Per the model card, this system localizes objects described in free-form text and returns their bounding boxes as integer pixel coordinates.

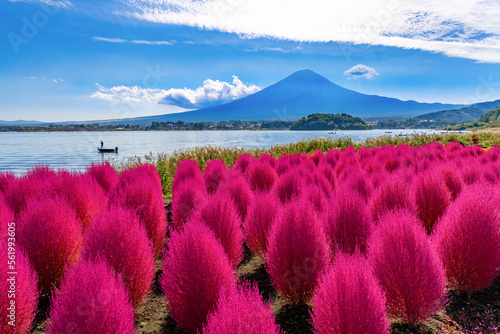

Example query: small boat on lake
[98,147,118,153]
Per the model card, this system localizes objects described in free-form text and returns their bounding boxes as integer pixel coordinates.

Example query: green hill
[478,106,500,123]
[290,113,371,130]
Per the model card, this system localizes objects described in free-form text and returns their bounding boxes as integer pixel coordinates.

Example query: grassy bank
[108,131,498,201]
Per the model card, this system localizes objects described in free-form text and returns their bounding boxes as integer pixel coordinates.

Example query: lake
[0,129,450,174]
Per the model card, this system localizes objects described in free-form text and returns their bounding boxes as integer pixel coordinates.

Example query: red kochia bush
[113,177,166,257]
[0,171,15,194]
[414,172,451,234]
[273,171,303,204]
[324,190,372,255]
[311,253,389,334]
[203,159,228,194]
[0,194,14,234]
[0,239,39,334]
[86,162,119,193]
[247,162,278,192]
[161,220,237,333]
[18,196,82,294]
[370,179,415,222]
[243,191,280,257]
[367,209,446,325]
[194,192,244,268]
[233,153,256,174]
[222,173,254,221]
[266,198,329,304]
[440,167,463,201]
[171,180,207,231]
[202,282,283,334]
[433,184,500,292]
[83,206,154,308]
[56,172,107,231]
[46,259,136,334]
[172,159,204,192]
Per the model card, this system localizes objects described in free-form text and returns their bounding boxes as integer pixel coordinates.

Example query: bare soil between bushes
[30,207,500,334]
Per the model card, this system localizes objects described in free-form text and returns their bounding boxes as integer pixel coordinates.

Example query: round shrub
[440,167,463,201]
[194,192,244,268]
[161,220,237,333]
[86,162,119,194]
[233,153,256,174]
[18,195,83,294]
[204,159,228,195]
[370,179,415,222]
[273,171,303,204]
[367,209,446,325]
[243,191,280,257]
[46,258,136,334]
[83,205,154,308]
[247,162,278,192]
[324,189,372,255]
[0,239,39,334]
[112,177,167,257]
[266,198,329,304]
[172,159,204,193]
[433,183,500,292]
[414,172,451,234]
[171,180,207,231]
[202,282,283,334]
[222,173,254,221]
[0,171,15,194]
[311,253,389,334]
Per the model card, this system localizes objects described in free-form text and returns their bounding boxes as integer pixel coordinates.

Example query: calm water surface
[0,129,450,173]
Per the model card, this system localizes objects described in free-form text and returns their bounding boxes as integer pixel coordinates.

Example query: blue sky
[1,0,500,122]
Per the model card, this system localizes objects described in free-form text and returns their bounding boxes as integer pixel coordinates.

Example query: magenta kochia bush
[243,191,280,257]
[433,184,500,292]
[172,159,204,193]
[370,179,415,222]
[86,162,119,193]
[367,209,446,325]
[222,173,254,221]
[202,282,283,334]
[113,177,166,257]
[266,198,329,304]
[273,171,303,204]
[194,192,244,267]
[0,171,15,194]
[18,195,82,294]
[0,194,14,234]
[233,153,256,174]
[310,253,389,334]
[324,190,372,255]
[440,167,463,201]
[83,206,154,308]
[247,162,278,192]
[414,172,451,234]
[0,239,39,334]
[46,259,136,334]
[204,159,228,194]
[171,180,206,231]
[161,220,237,333]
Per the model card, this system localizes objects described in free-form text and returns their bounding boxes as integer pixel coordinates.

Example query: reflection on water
[0,129,451,174]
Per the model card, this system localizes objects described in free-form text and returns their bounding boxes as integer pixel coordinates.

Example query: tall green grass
[108,132,495,201]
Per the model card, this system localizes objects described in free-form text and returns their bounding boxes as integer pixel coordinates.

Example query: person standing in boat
[100,141,103,148]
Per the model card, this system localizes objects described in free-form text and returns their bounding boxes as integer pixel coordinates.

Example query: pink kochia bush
[367,209,446,325]
[222,173,254,221]
[414,172,451,234]
[440,167,463,201]
[433,184,500,292]
[0,239,39,334]
[0,171,15,194]
[172,159,204,193]
[243,191,280,257]
[202,282,283,334]
[83,206,154,308]
[46,259,136,334]
[171,180,207,231]
[18,195,83,294]
[86,162,119,193]
[247,162,278,192]
[203,159,228,194]
[266,198,329,304]
[273,171,303,204]
[311,253,389,334]
[194,192,244,267]
[370,180,415,222]
[161,220,237,333]
[324,189,372,255]
[113,173,167,257]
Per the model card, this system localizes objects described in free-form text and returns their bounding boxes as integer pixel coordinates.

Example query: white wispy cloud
[8,0,73,8]
[93,37,175,45]
[118,0,500,63]
[344,64,379,79]
[26,76,64,83]
[90,76,260,109]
